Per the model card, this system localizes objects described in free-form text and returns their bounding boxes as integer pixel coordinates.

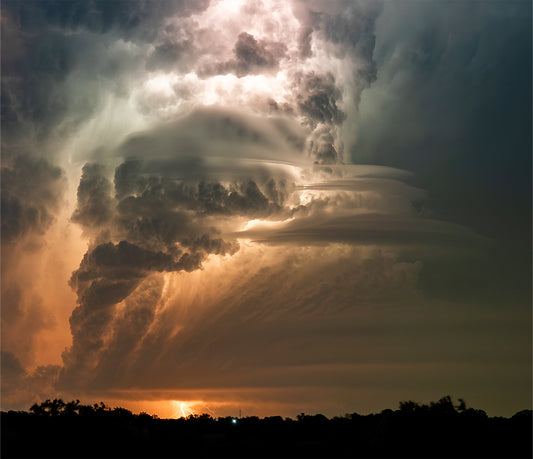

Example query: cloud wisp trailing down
[1,0,530,418]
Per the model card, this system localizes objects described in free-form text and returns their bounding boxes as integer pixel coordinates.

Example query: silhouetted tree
[399,400,420,414]
[456,398,467,412]
[29,398,66,416]
[3,397,532,458]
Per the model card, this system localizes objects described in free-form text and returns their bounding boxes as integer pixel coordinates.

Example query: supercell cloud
[1,0,531,417]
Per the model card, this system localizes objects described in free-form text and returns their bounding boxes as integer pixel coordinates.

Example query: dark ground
[1,397,531,458]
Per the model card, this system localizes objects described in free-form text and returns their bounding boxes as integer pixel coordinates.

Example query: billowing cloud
[1,154,67,381]
[1,155,64,242]
[295,72,345,127]
[204,32,288,77]
[1,0,530,418]
[1,351,61,410]
[71,164,114,230]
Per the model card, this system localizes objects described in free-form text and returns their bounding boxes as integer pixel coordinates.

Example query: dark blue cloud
[354,1,531,244]
[2,0,208,35]
[351,1,531,305]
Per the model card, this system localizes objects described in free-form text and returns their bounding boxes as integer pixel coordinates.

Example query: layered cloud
[1,0,530,416]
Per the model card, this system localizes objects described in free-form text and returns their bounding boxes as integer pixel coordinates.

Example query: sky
[1,0,531,419]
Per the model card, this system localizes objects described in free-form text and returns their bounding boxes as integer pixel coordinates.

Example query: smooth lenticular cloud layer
[1,0,531,418]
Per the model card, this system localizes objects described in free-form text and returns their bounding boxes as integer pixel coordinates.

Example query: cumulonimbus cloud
[1,0,529,417]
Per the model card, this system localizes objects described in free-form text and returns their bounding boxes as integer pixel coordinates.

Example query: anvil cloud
[1,0,531,417]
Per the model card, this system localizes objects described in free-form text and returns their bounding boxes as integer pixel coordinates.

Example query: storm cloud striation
[1,0,530,417]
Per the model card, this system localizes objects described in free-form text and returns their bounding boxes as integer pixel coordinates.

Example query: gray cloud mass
[1,155,64,243]
[1,0,530,417]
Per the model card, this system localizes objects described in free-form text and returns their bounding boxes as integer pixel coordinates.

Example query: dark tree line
[1,396,531,458]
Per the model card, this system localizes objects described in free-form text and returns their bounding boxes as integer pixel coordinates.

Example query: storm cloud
[207,32,288,77]
[1,155,64,242]
[1,0,530,418]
